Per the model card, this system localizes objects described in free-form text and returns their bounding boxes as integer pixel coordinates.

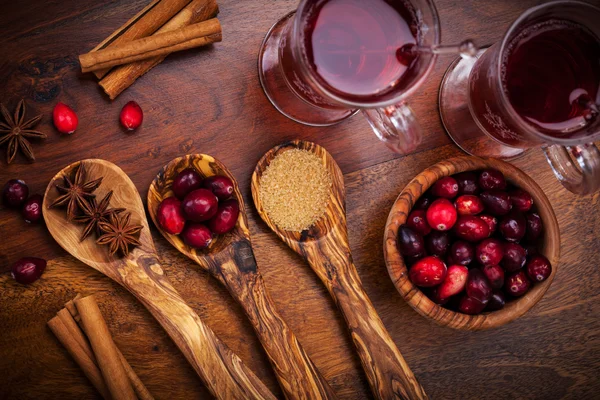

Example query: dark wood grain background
[1,0,599,399]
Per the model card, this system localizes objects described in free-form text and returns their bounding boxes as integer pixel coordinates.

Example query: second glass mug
[258,0,440,153]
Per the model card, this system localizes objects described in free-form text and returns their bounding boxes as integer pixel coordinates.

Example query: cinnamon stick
[100,0,219,100]
[75,295,137,400]
[91,0,193,79]
[56,308,94,361]
[80,19,222,73]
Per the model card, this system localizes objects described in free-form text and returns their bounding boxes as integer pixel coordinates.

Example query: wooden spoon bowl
[383,156,560,331]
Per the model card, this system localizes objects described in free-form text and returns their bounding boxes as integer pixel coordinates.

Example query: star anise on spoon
[49,163,103,220]
[0,99,47,164]
[97,212,143,256]
[74,191,126,241]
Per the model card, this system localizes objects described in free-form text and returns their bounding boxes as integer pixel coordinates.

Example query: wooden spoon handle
[210,241,337,399]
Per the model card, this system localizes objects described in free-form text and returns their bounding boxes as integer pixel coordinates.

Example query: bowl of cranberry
[383,156,560,330]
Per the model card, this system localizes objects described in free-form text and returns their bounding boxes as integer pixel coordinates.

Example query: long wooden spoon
[147,154,336,400]
[251,141,428,400]
[43,159,275,400]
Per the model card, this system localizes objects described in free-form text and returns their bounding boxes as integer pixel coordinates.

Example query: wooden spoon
[43,159,275,400]
[251,141,427,400]
[147,154,336,400]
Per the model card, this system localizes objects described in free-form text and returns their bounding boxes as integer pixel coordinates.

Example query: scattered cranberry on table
[22,194,43,223]
[53,102,78,134]
[11,257,47,284]
[120,101,143,131]
[2,179,29,207]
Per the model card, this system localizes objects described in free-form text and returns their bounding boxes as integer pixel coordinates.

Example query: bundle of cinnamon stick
[79,0,220,100]
[48,294,153,400]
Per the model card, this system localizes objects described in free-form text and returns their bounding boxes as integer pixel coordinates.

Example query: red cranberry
[202,175,235,201]
[458,295,487,315]
[509,189,533,212]
[409,256,447,287]
[11,257,47,284]
[426,198,457,231]
[22,194,43,223]
[481,264,504,289]
[505,270,531,297]
[182,189,218,222]
[476,238,503,266]
[414,194,433,210]
[172,168,203,200]
[478,169,507,190]
[407,209,431,236]
[479,214,498,236]
[502,242,527,272]
[499,211,526,242]
[454,215,490,242]
[157,197,186,235]
[454,195,484,215]
[448,240,474,266]
[397,225,425,258]
[208,199,240,234]
[525,213,543,241]
[486,290,506,311]
[2,179,29,207]
[480,190,512,216]
[435,265,469,300]
[526,255,552,282]
[181,223,213,249]
[119,101,143,131]
[53,102,78,134]
[425,231,450,257]
[431,176,459,199]
[466,268,492,303]
[453,171,480,195]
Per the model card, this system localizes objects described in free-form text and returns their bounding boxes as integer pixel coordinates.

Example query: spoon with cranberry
[148,154,336,400]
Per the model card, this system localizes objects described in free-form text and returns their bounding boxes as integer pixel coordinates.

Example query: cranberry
[426,198,457,231]
[397,225,425,258]
[22,194,43,223]
[466,268,492,303]
[458,295,487,315]
[509,189,533,212]
[478,169,507,190]
[202,175,235,201]
[182,189,218,222]
[502,242,527,272]
[172,168,203,200]
[454,195,484,216]
[209,199,240,234]
[481,264,504,289]
[435,265,469,300]
[499,211,526,242]
[486,290,506,311]
[480,190,512,216]
[120,101,143,131]
[526,255,552,282]
[505,270,531,297]
[406,209,431,236]
[409,256,447,287]
[2,179,29,207]
[11,257,47,284]
[425,231,450,257]
[454,215,490,242]
[431,176,459,199]
[53,102,78,134]
[181,223,213,249]
[448,240,474,266]
[453,171,480,195]
[479,214,498,236]
[525,213,543,241]
[476,238,503,266]
[157,197,186,235]
[414,194,433,210]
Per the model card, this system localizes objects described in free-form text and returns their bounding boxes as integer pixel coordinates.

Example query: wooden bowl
[383,156,560,330]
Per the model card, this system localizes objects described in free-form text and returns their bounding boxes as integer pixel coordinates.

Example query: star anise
[0,99,47,164]
[49,163,103,220]
[97,212,143,256]
[74,191,126,241]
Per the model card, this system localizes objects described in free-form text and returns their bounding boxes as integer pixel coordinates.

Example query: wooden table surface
[1,0,599,399]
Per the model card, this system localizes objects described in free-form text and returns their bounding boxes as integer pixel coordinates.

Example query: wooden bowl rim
[383,155,560,330]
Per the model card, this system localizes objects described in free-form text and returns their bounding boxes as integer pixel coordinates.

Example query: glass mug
[440,1,600,195]
[258,0,441,153]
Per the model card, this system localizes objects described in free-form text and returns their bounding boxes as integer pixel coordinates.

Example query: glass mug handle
[543,143,600,195]
[362,103,422,154]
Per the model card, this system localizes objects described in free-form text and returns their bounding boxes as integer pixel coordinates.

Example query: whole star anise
[49,163,103,220]
[74,191,126,241]
[0,99,47,164]
[97,212,143,256]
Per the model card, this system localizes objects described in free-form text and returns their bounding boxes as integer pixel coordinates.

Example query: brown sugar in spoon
[251,141,428,400]
[43,159,275,400]
[147,154,336,400]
